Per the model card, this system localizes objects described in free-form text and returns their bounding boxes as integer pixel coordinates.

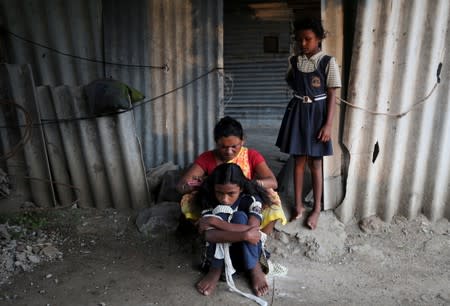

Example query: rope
[3,28,168,70]
[337,82,438,118]
[0,67,223,129]
[203,207,268,305]
[338,61,442,118]
[221,242,268,306]
[0,100,33,160]
[132,67,223,109]
[24,176,81,207]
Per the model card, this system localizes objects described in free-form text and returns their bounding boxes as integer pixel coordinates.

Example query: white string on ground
[222,242,268,306]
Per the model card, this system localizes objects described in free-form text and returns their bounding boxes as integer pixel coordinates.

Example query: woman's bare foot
[307,210,320,230]
[290,203,305,221]
[196,267,222,296]
[250,262,269,296]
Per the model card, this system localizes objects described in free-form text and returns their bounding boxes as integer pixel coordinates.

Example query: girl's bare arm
[318,87,337,142]
[204,225,261,245]
[198,215,261,233]
[199,214,262,245]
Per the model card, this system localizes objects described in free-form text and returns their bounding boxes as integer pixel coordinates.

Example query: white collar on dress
[298,50,324,62]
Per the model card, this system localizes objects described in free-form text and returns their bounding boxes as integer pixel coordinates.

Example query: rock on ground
[272,210,346,261]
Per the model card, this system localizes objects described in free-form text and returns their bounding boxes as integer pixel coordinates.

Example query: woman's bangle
[257,179,264,188]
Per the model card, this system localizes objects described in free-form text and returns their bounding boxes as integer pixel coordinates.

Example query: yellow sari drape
[180,147,287,229]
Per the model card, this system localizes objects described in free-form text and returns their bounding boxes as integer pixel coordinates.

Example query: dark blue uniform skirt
[276,97,333,157]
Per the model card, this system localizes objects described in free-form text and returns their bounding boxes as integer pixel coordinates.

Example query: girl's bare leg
[196,267,222,296]
[307,158,323,229]
[292,155,307,221]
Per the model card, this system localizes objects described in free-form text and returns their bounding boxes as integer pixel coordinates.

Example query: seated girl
[195,163,270,300]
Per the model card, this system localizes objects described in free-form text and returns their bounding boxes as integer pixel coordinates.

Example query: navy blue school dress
[276,55,333,157]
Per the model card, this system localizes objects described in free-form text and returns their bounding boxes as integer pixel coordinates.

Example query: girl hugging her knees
[194,163,270,301]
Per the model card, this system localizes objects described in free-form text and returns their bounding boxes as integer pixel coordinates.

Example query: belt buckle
[303,96,313,103]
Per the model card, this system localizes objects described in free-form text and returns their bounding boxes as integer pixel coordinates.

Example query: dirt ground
[1,204,450,306]
[1,126,450,306]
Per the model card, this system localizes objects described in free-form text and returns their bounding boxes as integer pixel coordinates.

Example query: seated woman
[195,163,269,299]
[176,116,287,234]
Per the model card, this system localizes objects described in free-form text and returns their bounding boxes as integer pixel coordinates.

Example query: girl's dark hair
[195,163,270,211]
[213,116,244,142]
[294,17,326,40]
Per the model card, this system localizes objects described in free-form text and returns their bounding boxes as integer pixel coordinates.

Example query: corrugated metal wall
[0,65,55,207]
[336,0,450,223]
[0,64,150,209]
[0,0,104,85]
[101,0,223,168]
[223,0,291,125]
[0,0,223,208]
[0,0,223,171]
[224,58,289,123]
[222,0,322,126]
[322,0,345,210]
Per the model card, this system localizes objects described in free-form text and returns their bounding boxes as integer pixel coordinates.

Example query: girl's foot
[250,262,269,296]
[307,210,320,230]
[290,203,305,221]
[196,267,222,296]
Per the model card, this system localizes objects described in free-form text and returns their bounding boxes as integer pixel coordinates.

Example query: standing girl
[276,18,341,229]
